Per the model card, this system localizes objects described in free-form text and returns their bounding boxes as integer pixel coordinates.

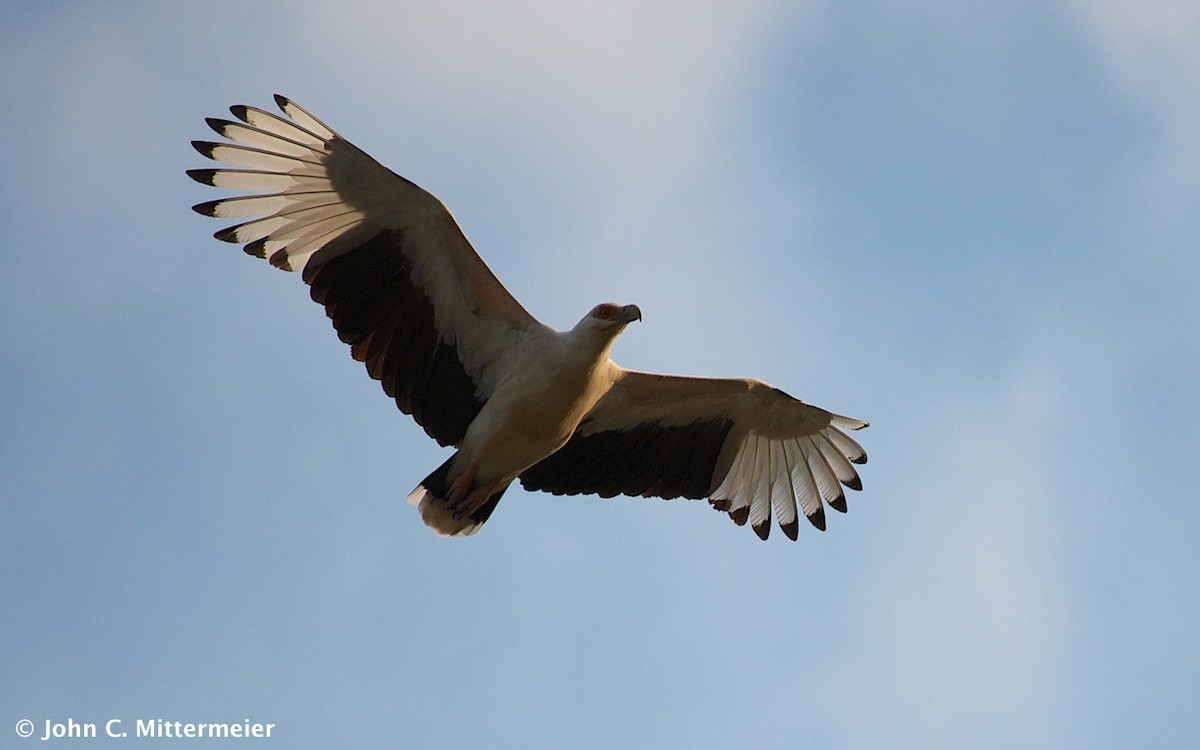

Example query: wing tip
[204,116,231,137]
[269,248,294,271]
[806,504,827,531]
[186,168,217,186]
[191,199,219,217]
[243,237,269,258]
[212,225,241,244]
[191,140,216,159]
[781,518,799,541]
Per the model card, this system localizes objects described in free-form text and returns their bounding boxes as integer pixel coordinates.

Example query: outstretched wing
[188,95,546,446]
[520,369,868,540]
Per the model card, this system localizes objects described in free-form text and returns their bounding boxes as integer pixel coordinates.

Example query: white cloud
[1063,0,1200,97]
[1062,0,1200,272]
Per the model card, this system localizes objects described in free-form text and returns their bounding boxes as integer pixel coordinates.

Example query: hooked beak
[620,304,642,324]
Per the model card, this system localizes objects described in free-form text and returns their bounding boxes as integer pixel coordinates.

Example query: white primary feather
[201,170,328,193]
[770,439,798,533]
[211,121,320,158]
[231,105,329,146]
[200,143,319,173]
[746,435,772,533]
[788,438,823,519]
[273,97,339,141]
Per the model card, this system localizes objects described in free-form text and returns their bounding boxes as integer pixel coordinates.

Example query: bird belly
[460,365,603,484]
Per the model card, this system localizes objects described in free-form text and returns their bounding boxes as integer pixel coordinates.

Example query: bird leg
[445,459,504,520]
[445,459,478,513]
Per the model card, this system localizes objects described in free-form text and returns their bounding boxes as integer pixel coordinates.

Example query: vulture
[188,95,869,541]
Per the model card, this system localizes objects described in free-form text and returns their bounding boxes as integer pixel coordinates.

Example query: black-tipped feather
[781,517,800,541]
[186,168,218,186]
[242,237,269,258]
[191,140,217,159]
[205,117,233,135]
[191,140,322,167]
[212,225,243,243]
[268,249,291,270]
[806,504,827,531]
[191,199,221,217]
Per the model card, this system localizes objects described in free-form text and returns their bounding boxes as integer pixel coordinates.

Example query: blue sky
[2,1,1197,747]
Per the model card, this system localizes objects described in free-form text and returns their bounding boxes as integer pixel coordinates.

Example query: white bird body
[415,309,637,533]
[464,330,615,474]
[190,95,869,540]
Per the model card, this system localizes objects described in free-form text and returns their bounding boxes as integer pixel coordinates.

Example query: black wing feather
[521,418,733,501]
[305,228,482,446]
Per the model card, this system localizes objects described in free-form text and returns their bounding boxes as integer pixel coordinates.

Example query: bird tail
[406,455,508,537]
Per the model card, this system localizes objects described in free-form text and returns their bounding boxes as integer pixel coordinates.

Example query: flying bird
[188,95,868,540]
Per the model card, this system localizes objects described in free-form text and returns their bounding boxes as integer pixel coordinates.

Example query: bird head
[573,303,642,339]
